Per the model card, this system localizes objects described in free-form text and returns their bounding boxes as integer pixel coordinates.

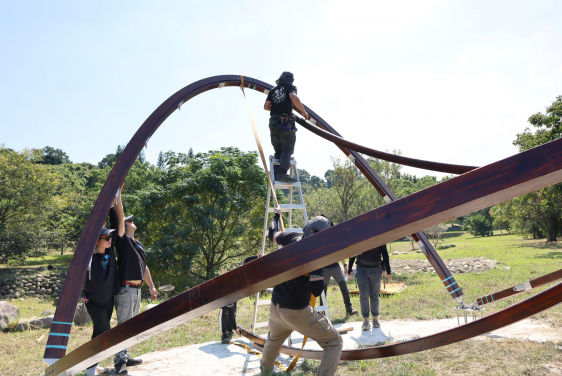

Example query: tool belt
[272,113,297,133]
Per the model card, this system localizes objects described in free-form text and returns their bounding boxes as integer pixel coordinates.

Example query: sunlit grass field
[1,230,562,375]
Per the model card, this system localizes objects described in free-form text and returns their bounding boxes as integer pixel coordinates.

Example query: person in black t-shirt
[83,226,119,376]
[264,71,310,183]
[111,182,158,375]
[348,245,392,331]
[259,208,343,376]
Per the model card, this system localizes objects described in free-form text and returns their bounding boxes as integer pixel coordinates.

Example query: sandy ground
[121,317,562,376]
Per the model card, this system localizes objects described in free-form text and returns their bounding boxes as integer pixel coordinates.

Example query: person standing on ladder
[264,71,310,183]
[260,208,342,376]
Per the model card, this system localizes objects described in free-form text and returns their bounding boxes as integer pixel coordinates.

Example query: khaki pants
[260,302,343,376]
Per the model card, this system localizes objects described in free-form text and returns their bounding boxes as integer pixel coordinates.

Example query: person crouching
[260,209,343,376]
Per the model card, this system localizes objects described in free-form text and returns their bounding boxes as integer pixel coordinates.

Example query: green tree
[508,95,562,242]
[157,151,166,169]
[0,146,58,262]
[134,147,266,284]
[38,146,71,165]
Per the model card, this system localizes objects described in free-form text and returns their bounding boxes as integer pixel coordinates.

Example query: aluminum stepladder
[251,156,331,346]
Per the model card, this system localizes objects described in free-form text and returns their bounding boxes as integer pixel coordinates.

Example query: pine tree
[157,151,166,169]
[188,147,194,158]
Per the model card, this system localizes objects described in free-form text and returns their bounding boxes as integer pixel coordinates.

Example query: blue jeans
[114,285,141,364]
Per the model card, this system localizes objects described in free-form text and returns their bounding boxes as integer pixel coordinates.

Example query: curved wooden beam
[239,277,562,360]
[44,75,466,364]
[45,130,562,374]
[293,117,477,175]
[476,268,562,307]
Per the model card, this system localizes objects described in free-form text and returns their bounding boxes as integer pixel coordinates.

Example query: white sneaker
[361,317,371,331]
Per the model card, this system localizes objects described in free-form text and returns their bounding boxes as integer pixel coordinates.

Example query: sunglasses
[99,235,112,241]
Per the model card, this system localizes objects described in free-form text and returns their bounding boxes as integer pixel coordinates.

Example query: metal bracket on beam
[347,154,356,164]
[514,281,532,292]
[309,118,317,125]
[219,83,226,89]
[416,240,427,256]
[177,101,183,111]
[383,195,392,204]
[263,89,269,95]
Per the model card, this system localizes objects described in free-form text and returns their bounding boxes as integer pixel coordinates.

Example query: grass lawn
[1,230,562,375]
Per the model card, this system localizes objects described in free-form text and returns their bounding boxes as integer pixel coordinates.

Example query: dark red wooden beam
[476,268,562,306]
[294,117,477,174]
[44,75,465,363]
[239,275,562,360]
[46,133,562,374]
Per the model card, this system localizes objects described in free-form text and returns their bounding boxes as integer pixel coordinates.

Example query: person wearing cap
[82,226,120,376]
[347,244,392,331]
[259,208,342,376]
[110,182,158,375]
[264,71,310,183]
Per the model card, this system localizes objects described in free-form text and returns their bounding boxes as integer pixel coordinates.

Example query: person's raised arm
[144,266,158,301]
[267,207,282,246]
[289,93,310,120]
[115,182,125,237]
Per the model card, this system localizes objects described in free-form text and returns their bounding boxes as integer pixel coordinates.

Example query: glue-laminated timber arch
[44,74,468,365]
[43,75,562,375]
[46,136,562,375]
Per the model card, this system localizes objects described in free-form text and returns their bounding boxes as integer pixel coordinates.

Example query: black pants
[219,302,237,334]
[85,297,114,368]
[269,117,296,175]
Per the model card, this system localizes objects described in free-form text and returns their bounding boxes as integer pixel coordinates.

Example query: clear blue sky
[1,1,561,179]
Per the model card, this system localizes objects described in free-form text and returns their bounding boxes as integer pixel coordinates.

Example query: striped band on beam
[448,287,461,295]
[445,282,458,289]
[52,321,73,325]
[441,276,453,283]
[49,333,70,337]
[46,345,67,349]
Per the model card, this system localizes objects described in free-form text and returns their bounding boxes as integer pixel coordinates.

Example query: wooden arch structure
[43,75,562,375]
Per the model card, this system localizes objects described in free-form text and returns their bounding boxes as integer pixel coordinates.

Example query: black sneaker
[115,360,128,375]
[227,331,235,341]
[276,173,298,183]
[346,308,359,315]
[126,357,143,367]
[221,333,230,344]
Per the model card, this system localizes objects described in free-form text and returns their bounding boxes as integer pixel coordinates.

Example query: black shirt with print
[271,232,324,310]
[266,83,297,116]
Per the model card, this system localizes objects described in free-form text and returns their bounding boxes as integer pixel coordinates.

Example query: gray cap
[99,227,115,237]
[302,215,333,238]
[124,215,134,222]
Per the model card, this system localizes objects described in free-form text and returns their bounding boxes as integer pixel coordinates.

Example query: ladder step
[273,181,301,188]
[285,228,303,233]
[314,305,330,311]
[257,299,271,306]
[253,322,269,329]
[267,204,305,212]
[272,159,297,165]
